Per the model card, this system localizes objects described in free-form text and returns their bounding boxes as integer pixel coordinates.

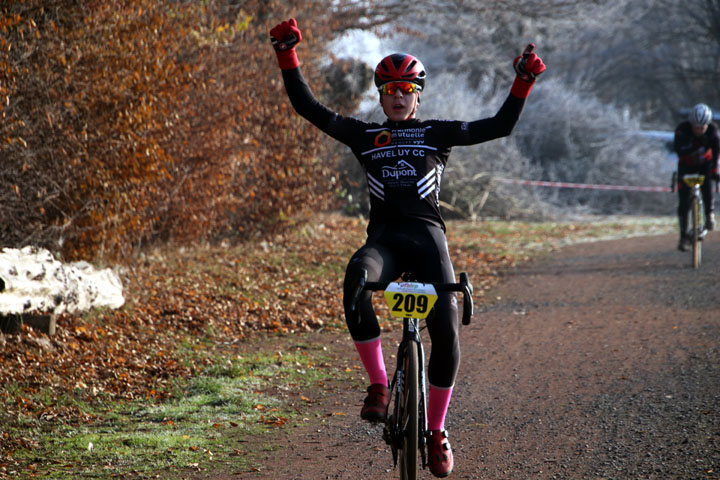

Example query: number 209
[391,293,428,314]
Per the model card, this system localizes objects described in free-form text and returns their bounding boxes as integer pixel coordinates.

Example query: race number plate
[383,282,438,319]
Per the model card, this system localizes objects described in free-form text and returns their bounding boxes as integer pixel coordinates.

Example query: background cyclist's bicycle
[673,171,708,268]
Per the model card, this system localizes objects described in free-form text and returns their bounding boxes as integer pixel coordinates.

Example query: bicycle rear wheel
[399,341,419,480]
[692,196,702,268]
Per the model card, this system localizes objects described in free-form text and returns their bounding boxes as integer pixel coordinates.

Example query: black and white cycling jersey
[281,67,526,231]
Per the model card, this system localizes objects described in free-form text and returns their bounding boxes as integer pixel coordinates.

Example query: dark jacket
[674,121,720,171]
[281,67,526,231]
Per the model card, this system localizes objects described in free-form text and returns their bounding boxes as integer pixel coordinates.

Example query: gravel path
[201,231,720,479]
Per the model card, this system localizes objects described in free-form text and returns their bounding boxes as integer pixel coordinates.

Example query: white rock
[0,246,124,314]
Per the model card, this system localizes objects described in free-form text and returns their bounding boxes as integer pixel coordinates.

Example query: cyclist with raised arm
[269,18,545,477]
[674,103,720,251]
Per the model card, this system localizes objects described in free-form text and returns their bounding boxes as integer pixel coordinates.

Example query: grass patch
[3,347,339,479]
[448,215,675,256]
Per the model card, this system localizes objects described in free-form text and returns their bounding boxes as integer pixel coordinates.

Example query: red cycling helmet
[374,53,426,90]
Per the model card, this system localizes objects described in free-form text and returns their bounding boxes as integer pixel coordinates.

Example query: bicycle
[673,171,708,268]
[349,269,474,480]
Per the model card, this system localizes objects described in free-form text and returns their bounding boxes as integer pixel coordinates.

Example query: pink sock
[354,337,387,386]
[427,384,453,431]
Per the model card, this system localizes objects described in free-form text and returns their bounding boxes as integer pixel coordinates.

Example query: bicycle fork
[693,186,708,239]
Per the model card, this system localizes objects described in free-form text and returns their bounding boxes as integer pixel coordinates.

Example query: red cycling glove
[269,18,302,70]
[511,43,546,98]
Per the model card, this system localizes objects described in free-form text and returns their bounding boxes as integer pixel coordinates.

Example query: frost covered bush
[513,78,674,215]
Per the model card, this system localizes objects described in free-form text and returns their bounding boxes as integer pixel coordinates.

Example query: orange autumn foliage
[0,0,372,260]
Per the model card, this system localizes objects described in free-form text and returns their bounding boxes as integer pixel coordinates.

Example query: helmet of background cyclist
[374,53,426,91]
[689,103,713,127]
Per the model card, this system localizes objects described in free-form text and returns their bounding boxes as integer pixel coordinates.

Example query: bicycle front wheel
[399,341,419,480]
[692,196,702,268]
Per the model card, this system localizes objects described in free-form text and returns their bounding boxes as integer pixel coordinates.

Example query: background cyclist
[673,103,720,251]
[270,18,545,478]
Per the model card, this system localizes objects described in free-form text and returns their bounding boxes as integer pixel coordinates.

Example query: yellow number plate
[383,282,438,319]
[683,174,705,187]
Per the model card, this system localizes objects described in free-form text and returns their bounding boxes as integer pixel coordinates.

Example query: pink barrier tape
[494,177,671,192]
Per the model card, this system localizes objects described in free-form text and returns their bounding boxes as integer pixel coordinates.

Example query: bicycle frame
[349,269,473,479]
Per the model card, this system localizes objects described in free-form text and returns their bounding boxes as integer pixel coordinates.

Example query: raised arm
[452,44,546,145]
[510,43,546,99]
[269,18,336,132]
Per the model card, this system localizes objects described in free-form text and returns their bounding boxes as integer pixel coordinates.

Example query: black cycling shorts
[342,221,460,388]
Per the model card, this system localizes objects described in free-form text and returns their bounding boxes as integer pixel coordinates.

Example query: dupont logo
[382,160,417,179]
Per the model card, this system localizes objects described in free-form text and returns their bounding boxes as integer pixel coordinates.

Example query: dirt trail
[207,232,720,479]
